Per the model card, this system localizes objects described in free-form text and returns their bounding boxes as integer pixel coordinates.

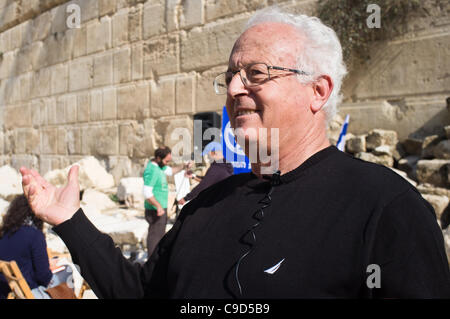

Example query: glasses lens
[243,63,269,86]
[213,73,228,95]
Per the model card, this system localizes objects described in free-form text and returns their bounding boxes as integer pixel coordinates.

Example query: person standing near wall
[143,146,190,256]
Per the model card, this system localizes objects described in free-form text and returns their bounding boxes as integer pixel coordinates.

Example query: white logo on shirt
[264,258,285,275]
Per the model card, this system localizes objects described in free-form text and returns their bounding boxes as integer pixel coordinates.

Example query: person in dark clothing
[20,7,450,299]
[178,142,234,205]
[0,195,53,299]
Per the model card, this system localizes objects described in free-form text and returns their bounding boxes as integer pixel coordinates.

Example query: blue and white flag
[221,106,252,174]
[336,114,350,152]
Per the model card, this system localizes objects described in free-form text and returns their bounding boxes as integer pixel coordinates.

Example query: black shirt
[54,146,450,298]
[184,161,234,201]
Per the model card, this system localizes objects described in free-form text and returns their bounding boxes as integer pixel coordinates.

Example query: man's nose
[227,72,248,97]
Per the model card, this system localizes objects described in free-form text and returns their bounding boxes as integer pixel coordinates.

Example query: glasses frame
[213,62,308,95]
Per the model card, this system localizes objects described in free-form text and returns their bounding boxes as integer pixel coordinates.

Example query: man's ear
[310,75,333,113]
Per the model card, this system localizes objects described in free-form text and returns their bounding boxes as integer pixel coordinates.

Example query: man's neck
[251,121,331,178]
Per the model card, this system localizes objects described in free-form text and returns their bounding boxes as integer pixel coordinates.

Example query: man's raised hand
[20,165,81,226]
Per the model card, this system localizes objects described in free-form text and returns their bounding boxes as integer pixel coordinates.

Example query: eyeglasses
[213,62,308,95]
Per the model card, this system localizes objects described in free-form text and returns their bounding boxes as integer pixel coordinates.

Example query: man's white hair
[244,7,347,122]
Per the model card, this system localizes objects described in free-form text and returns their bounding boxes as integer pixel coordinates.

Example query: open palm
[20,165,81,226]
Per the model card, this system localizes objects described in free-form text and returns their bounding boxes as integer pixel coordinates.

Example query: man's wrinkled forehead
[228,22,303,69]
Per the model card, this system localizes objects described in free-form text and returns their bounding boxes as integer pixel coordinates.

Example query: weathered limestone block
[157,115,194,153]
[69,57,93,92]
[117,83,150,120]
[402,137,423,156]
[422,194,449,220]
[180,0,204,29]
[180,16,248,71]
[31,11,52,42]
[195,66,227,112]
[119,119,159,158]
[56,95,67,124]
[345,135,366,154]
[422,135,445,159]
[81,188,117,212]
[67,127,81,155]
[366,129,398,151]
[355,152,394,167]
[398,155,420,177]
[151,78,176,117]
[11,154,38,171]
[131,43,143,80]
[117,177,144,208]
[112,8,129,47]
[44,156,115,190]
[433,140,450,159]
[143,34,179,77]
[128,4,143,42]
[176,74,196,114]
[31,67,51,98]
[99,0,117,17]
[113,47,131,84]
[50,63,69,95]
[416,159,450,188]
[109,156,133,185]
[44,31,73,66]
[41,128,58,154]
[143,0,165,39]
[102,87,117,120]
[68,25,87,58]
[205,0,266,21]
[0,165,22,201]
[77,92,90,122]
[90,89,103,121]
[57,127,67,155]
[86,16,112,54]
[81,124,119,156]
[417,183,450,199]
[5,104,32,130]
[23,128,40,155]
[65,94,78,124]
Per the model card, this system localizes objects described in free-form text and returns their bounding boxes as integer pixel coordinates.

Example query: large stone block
[344,33,450,100]
[67,127,81,155]
[90,89,103,121]
[119,119,159,158]
[31,67,51,98]
[151,78,176,117]
[41,127,58,154]
[0,51,15,80]
[143,0,165,39]
[366,129,398,151]
[86,16,112,54]
[99,0,117,17]
[55,95,67,124]
[113,47,131,84]
[180,0,204,29]
[67,25,87,58]
[156,115,194,155]
[205,0,266,21]
[93,52,113,87]
[416,159,450,188]
[180,15,247,71]
[112,8,129,47]
[31,11,52,42]
[128,4,143,42]
[57,127,67,155]
[176,74,195,114]
[50,63,69,95]
[69,57,93,92]
[77,91,90,122]
[195,66,227,112]
[44,97,57,125]
[44,31,74,66]
[131,43,143,80]
[143,34,179,77]
[4,104,31,130]
[65,94,78,124]
[81,124,119,156]
[117,83,150,120]
[103,87,117,120]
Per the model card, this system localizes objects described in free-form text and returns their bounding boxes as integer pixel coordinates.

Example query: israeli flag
[336,114,350,152]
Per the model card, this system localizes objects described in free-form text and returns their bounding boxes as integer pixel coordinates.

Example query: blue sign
[221,106,252,174]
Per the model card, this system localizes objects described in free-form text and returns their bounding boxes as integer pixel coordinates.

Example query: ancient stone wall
[0,0,448,179]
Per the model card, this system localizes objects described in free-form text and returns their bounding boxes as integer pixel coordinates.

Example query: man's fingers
[67,164,80,186]
[30,169,52,189]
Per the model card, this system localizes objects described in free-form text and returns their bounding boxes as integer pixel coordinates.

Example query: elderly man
[20,8,450,298]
